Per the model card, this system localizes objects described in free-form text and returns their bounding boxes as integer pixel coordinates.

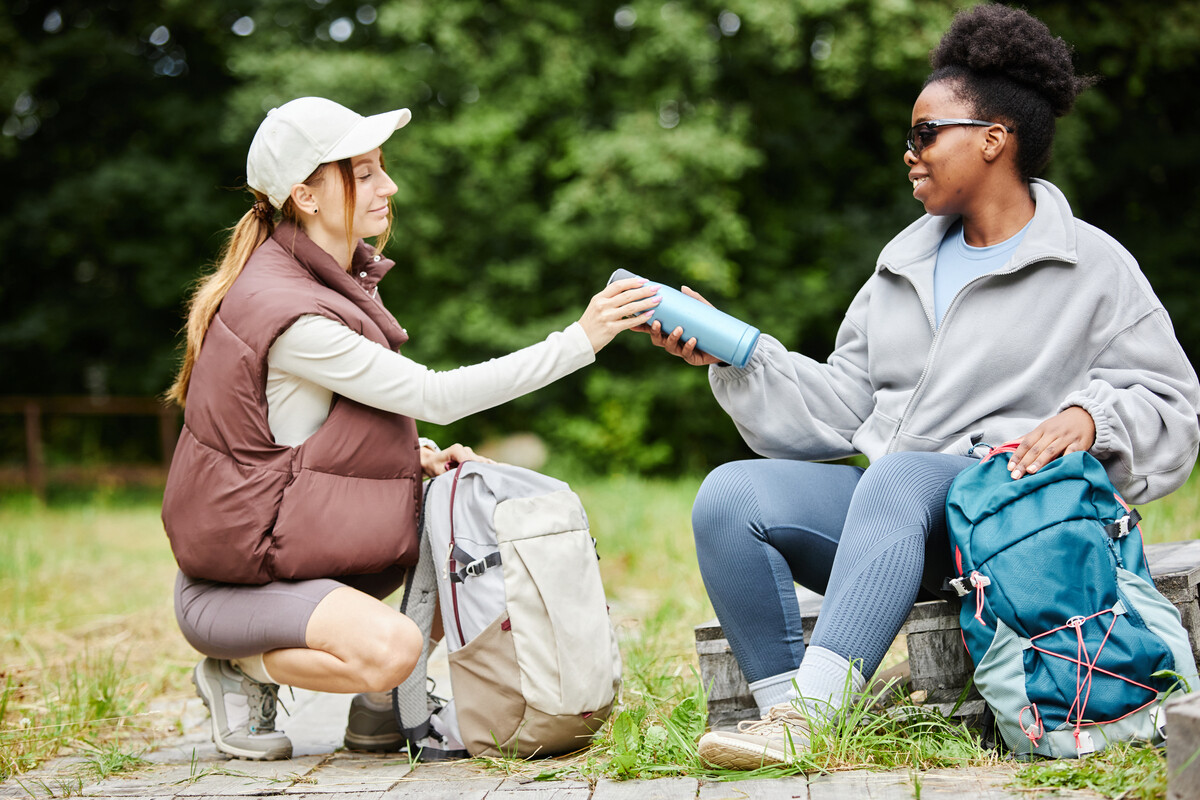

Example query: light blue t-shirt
[934,220,1031,327]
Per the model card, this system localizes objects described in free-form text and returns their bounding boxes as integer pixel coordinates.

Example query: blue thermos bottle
[609,269,761,368]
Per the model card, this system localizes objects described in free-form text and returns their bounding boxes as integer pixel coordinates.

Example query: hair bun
[931,4,1093,118]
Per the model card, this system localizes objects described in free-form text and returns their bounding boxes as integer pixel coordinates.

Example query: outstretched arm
[270,279,657,428]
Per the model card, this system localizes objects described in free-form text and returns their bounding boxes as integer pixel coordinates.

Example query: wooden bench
[695,538,1200,730]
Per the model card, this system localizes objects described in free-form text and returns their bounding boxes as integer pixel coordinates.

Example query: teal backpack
[945,443,1196,758]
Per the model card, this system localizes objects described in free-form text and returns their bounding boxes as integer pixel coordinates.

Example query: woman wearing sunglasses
[647,5,1200,768]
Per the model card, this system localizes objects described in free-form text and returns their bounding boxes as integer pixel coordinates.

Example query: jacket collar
[876,178,1079,280]
[270,222,408,349]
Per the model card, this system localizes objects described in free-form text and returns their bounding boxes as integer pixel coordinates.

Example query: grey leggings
[174,566,407,660]
[691,451,973,683]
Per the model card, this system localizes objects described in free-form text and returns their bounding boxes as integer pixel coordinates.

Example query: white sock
[790,645,865,721]
[230,653,279,686]
[749,672,799,715]
[359,691,393,711]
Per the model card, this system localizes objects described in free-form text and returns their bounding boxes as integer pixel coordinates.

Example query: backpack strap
[449,545,503,583]
[979,441,1022,461]
[392,480,440,744]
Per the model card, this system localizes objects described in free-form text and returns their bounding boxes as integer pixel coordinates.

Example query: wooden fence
[0,396,180,499]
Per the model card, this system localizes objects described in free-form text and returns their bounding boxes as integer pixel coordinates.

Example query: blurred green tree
[210,0,958,473]
[2,0,1198,475]
[0,0,245,397]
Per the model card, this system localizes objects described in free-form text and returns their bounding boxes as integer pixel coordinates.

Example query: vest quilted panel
[163,224,421,584]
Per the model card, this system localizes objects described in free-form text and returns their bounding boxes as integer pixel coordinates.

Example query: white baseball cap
[247,97,412,209]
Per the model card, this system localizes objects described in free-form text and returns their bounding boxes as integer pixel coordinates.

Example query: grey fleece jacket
[710,179,1200,504]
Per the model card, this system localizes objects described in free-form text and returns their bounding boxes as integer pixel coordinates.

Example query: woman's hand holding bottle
[639,285,724,367]
[579,277,662,353]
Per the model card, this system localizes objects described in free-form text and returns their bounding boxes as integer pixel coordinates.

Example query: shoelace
[735,704,810,737]
[245,681,281,734]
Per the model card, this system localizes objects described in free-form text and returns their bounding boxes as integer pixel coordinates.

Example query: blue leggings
[692,451,974,683]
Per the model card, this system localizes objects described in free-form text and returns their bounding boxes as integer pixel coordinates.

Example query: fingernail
[1011,469,1020,480]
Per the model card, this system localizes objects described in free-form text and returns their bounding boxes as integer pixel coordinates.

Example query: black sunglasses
[906,119,1014,156]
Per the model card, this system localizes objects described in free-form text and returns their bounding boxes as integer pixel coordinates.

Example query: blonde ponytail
[166,193,275,407]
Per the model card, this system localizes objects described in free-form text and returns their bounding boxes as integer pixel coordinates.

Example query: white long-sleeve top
[265,314,595,447]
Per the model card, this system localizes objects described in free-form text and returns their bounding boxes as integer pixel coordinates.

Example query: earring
[312,206,319,215]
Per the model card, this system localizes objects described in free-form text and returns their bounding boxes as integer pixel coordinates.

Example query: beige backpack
[393,462,622,759]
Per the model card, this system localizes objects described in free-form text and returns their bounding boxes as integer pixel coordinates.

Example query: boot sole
[343,732,405,752]
[697,733,791,770]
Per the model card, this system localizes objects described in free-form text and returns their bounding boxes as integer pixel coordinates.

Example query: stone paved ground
[0,685,1105,800]
[0,646,1103,799]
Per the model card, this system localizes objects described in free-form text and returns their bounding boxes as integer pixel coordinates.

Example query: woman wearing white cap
[161,97,658,761]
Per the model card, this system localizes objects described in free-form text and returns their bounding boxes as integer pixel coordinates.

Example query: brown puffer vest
[162,223,421,584]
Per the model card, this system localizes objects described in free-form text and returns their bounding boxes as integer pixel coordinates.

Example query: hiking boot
[343,694,404,752]
[697,702,811,769]
[192,657,292,761]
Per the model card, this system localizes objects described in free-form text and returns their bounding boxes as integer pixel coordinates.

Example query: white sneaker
[192,658,292,760]
[697,702,810,769]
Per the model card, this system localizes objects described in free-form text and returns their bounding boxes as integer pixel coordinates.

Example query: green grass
[3,464,1200,795]
[0,489,195,780]
[1141,465,1200,544]
[1013,741,1169,800]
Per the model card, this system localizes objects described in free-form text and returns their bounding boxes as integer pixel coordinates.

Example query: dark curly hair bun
[927,4,1097,178]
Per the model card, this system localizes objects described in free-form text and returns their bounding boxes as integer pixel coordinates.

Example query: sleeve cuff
[708,335,771,383]
[564,321,597,365]
[1059,396,1110,455]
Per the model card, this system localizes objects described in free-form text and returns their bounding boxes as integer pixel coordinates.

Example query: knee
[692,461,759,552]
[356,614,423,692]
[856,452,943,522]
[862,451,935,486]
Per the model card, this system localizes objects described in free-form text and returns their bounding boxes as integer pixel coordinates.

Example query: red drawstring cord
[1026,608,1156,753]
[1066,616,1094,745]
[970,571,991,626]
[1019,704,1044,747]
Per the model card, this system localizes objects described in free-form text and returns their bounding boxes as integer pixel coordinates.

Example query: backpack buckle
[1151,706,1168,740]
[1105,508,1142,539]
[943,576,971,597]
[450,551,503,584]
